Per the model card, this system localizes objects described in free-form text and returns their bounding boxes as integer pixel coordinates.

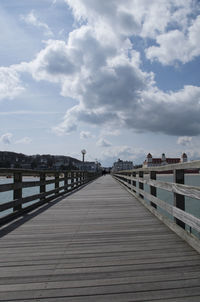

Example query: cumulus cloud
[100,145,146,165]
[177,136,192,146]
[0,134,32,145]
[21,11,53,37]
[6,0,200,138]
[100,129,121,137]
[97,138,112,148]
[66,0,200,65]
[0,133,13,145]
[80,131,94,139]
[0,67,24,100]
[146,16,200,65]
[26,40,77,82]
[32,0,197,137]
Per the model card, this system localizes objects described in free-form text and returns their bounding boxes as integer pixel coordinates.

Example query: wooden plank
[0,175,200,301]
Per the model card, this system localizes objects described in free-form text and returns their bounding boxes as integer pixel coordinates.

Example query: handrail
[113,163,200,251]
[0,168,101,225]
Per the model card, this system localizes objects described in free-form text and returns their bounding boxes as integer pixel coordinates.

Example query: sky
[0,0,200,167]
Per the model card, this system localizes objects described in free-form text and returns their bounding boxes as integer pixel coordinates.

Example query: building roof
[182,153,187,158]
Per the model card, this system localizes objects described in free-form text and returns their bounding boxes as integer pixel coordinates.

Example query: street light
[81,149,86,162]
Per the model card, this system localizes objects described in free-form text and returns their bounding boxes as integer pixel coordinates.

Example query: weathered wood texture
[0,175,200,301]
[0,169,100,225]
[114,172,200,235]
[115,174,200,200]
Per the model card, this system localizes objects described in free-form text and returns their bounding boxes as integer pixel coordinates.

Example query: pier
[0,163,200,301]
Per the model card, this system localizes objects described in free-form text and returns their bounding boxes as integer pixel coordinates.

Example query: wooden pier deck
[0,175,200,301]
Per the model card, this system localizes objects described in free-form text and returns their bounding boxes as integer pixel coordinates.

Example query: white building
[112,159,133,172]
[143,153,188,168]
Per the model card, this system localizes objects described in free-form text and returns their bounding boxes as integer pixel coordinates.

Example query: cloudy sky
[0,0,200,166]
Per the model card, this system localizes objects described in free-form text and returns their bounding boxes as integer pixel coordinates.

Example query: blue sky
[0,0,200,166]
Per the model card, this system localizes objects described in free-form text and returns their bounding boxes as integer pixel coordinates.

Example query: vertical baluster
[130,172,133,191]
[85,171,87,184]
[64,172,68,193]
[174,169,185,229]
[78,172,81,186]
[13,172,22,212]
[55,172,59,195]
[139,171,144,199]
[40,172,46,201]
[71,171,74,190]
[81,172,84,185]
[80,172,83,185]
[132,172,136,193]
[150,171,157,208]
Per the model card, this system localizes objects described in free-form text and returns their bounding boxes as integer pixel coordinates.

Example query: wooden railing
[113,160,200,252]
[0,168,100,225]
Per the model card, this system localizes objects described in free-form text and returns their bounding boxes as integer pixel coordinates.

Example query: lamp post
[81,149,86,162]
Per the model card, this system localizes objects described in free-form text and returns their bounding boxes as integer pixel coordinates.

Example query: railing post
[73,172,76,188]
[40,172,46,201]
[132,172,136,193]
[77,172,80,187]
[80,172,83,185]
[82,172,85,184]
[71,172,74,190]
[139,171,144,199]
[55,172,59,195]
[174,169,185,229]
[13,172,22,211]
[150,171,157,209]
[64,172,69,193]
[75,172,78,187]
[85,172,89,183]
[128,172,131,188]
[130,172,133,191]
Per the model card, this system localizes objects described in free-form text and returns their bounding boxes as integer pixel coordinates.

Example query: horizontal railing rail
[113,160,200,252]
[0,168,100,225]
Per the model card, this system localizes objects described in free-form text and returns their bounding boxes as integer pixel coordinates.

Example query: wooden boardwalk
[0,175,200,301]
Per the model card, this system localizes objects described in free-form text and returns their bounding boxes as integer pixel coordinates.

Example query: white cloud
[23,40,78,83]
[100,129,121,137]
[0,133,13,145]
[6,0,200,138]
[146,16,200,65]
[21,11,53,37]
[15,137,32,144]
[0,67,24,100]
[100,145,146,165]
[177,136,192,146]
[65,0,199,66]
[0,134,32,145]
[97,138,112,148]
[80,131,94,139]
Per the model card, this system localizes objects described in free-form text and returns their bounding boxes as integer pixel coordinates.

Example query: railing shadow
[0,195,64,238]
[0,179,96,238]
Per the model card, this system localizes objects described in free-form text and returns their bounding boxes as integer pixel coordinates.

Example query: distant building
[74,161,101,172]
[112,159,133,172]
[143,153,188,168]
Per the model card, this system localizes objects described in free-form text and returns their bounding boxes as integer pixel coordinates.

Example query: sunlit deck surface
[0,175,200,301]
